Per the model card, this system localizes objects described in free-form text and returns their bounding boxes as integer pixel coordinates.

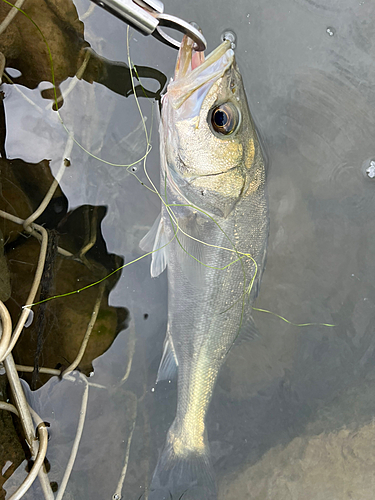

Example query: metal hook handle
[152,13,206,52]
[90,0,207,51]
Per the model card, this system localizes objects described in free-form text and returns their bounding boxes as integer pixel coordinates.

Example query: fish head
[161,36,265,218]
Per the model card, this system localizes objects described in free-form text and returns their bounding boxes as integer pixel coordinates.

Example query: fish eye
[210,102,239,136]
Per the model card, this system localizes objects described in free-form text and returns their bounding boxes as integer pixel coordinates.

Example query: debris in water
[365,159,375,179]
[221,29,237,49]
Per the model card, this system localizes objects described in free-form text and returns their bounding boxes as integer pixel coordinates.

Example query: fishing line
[8,2,334,329]
[252,308,335,328]
[0,0,153,171]
[126,33,335,330]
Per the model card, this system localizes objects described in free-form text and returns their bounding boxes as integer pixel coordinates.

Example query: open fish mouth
[167,36,235,109]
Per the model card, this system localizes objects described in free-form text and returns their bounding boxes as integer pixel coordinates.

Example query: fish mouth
[168,36,234,109]
[174,35,232,80]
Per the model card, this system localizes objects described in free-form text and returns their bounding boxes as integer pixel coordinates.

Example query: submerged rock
[219,420,375,500]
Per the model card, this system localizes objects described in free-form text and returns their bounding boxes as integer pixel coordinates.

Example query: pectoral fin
[140,214,169,277]
[140,214,161,252]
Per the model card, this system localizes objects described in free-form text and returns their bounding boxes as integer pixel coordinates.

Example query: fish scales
[141,35,269,500]
[163,194,267,434]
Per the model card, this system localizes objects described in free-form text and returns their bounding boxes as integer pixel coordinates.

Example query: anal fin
[156,333,178,383]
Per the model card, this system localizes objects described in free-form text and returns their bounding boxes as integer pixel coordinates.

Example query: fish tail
[148,422,216,500]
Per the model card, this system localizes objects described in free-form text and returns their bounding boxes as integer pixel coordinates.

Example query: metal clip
[90,0,207,51]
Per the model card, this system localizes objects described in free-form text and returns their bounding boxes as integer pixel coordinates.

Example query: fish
[140,35,269,500]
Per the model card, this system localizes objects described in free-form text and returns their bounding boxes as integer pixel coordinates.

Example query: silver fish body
[141,37,269,499]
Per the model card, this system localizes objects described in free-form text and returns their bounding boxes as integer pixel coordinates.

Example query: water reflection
[2,156,129,390]
[1,0,166,108]
[0,1,160,494]
[83,49,167,101]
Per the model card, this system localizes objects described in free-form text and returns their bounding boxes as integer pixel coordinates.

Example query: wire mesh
[0,155,117,497]
[0,147,77,498]
[0,1,141,498]
[0,23,99,500]
[0,165,112,498]
[0,85,136,500]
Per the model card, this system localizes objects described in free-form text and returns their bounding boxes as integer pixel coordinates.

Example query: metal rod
[6,423,49,500]
[62,284,105,376]
[4,353,36,447]
[0,300,12,362]
[0,401,19,416]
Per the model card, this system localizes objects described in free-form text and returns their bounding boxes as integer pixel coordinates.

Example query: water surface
[2,0,375,498]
